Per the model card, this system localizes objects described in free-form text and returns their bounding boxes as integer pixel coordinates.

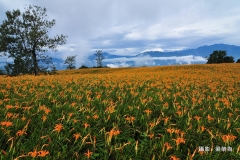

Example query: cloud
[0,0,239,66]
[104,55,207,66]
[106,62,130,68]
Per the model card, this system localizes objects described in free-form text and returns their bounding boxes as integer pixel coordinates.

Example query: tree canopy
[206,50,234,64]
[0,5,67,76]
[64,55,77,69]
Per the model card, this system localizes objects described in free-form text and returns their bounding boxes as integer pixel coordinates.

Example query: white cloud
[0,0,239,65]
[104,55,207,66]
[106,62,130,68]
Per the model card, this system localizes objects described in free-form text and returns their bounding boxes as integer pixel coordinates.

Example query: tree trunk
[32,50,38,76]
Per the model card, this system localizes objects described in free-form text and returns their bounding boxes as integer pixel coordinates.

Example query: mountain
[138,44,240,58]
[53,44,240,70]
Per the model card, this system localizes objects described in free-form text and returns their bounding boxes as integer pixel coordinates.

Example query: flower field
[0,64,240,159]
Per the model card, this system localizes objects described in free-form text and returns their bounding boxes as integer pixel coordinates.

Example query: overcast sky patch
[0,0,239,66]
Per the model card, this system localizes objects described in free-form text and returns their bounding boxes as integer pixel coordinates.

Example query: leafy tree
[206,50,234,64]
[0,5,67,76]
[64,55,77,69]
[236,59,240,63]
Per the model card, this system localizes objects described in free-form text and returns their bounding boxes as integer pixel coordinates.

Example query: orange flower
[53,123,64,133]
[163,102,169,108]
[84,149,92,159]
[207,114,214,121]
[0,121,13,127]
[173,137,185,146]
[83,122,90,129]
[93,114,99,120]
[228,112,233,117]
[73,119,79,123]
[176,110,182,116]
[44,108,51,114]
[6,112,13,118]
[201,126,205,132]
[144,109,152,116]
[73,133,81,141]
[149,122,155,128]
[5,105,13,109]
[167,128,175,134]
[163,117,169,124]
[221,134,237,143]
[16,130,27,136]
[148,133,154,139]
[71,102,77,107]
[42,115,47,122]
[28,149,38,158]
[21,116,26,121]
[164,142,172,151]
[170,155,180,160]
[194,115,201,122]
[125,116,135,123]
[37,150,49,157]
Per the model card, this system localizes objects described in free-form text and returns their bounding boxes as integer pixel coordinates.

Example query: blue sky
[0,0,240,68]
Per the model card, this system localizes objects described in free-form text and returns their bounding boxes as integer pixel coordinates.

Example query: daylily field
[0,64,239,159]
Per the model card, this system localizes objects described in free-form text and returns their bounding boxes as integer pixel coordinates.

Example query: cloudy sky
[0,0,240,68]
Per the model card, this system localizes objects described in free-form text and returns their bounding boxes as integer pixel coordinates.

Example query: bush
[79,65,88,69]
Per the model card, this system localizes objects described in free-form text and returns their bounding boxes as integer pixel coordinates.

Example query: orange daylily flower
[173,137,185,146]
[207,114,214,121]
[37,150,49,157]
[83,122,90,129]
[170,155,180,160]
[194,115,201,122]
[84,149,92,159]
[93,114,99,119]
[53,123,64,133]
[28,149,38,158]
[144,109,152,115]
[73,119,79,123]
[164,142,172,151]
[163,102,169,108]
[221,134,237,143]
[16,130,27,136]
[148,133,154,139]
[73,133,81,141]
[42,115,47,122]
[0,121,13,127]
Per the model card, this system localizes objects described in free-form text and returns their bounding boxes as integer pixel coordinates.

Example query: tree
[94,50,104,67]
[64,55,77,69]
[0,5,67,76]
[48,64,58,75]
[236,59,240,63]
[206,50,234,64]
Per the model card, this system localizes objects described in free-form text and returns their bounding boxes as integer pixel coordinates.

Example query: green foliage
[0,5,67,76]
[0,68,6,75]
[79,65,89,69]
[64,55,77,70]
[236,59,240,63]
[206,50,234,64]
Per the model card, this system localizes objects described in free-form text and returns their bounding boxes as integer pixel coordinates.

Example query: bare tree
[94,50,105,67]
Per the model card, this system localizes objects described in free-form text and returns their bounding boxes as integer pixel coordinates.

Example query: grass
[0,64,239,159]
